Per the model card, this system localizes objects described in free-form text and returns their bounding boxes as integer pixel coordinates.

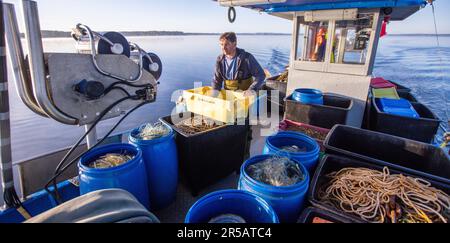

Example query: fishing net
[89,153,134,169]
[208,214,247,224]
[138,122,170,140]
[246,156,305,187]
[175,116,221,135]
[280,145,307,153]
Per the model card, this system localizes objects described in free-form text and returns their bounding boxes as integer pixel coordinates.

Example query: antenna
[428,0,449,143]
[429,0,440,47]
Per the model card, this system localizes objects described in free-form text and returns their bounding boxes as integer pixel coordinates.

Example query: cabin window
[297,21,329,62]
[331,14,374,65]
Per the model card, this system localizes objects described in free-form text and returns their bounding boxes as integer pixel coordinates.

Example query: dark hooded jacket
[212,48,265,91]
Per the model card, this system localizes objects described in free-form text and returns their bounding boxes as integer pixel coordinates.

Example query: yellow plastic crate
[372,88,400,99]
[182,86,257,123]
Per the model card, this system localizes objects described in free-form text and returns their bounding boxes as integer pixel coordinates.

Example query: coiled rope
[319,167,450,223]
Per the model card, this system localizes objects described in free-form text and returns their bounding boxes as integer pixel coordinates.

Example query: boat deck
[154,123,269,223]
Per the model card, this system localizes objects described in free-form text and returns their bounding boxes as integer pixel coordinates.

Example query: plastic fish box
[324,125,450,184]
[388,80,412,93]
[265,75,288,100]
[370,77,396,89]
[372,97,440,143]
[308,154,450,223]
[284,94,353,129]
[397,90,418,102]
[160,113,249,196]
[182,86,258,124]
[279,119,330,152]
[265,76,287,116]
[372,87,400,99]
[376,98,420,118]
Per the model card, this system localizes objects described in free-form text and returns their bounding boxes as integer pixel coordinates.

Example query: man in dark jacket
[212,32,266,159]
[212,32,266,96]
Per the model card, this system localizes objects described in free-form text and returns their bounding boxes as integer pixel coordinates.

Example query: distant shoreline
[26,30,292,38]
[22,31,450,38]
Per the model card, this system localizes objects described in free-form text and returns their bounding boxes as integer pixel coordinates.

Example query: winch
[2,0,167,206]
[5,1,163,129]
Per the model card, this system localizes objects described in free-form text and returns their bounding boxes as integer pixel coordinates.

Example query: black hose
[47,95,138,202]
[104,86,131,97]
[46,98,149,204]
[108,80,152,89]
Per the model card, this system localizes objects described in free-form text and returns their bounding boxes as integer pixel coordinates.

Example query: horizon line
[38,30,450,35]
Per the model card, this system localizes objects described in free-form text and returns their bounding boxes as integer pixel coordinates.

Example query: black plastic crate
[298,207,360,223]
[371,97,440,143]
[264,76,287,116]
[160,113,249,196]
[309,154,450,223]
[285,94,353,129]
[366,90,418,130]
[265,76,288,99]
[324,125,450,184]
[388,80,412,93]
[398,90,418,102]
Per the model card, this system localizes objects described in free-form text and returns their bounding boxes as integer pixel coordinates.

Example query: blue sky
[4,0,450,34]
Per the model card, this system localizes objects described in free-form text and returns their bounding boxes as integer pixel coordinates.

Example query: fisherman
[212,32,266,96]
[211,32,266,159]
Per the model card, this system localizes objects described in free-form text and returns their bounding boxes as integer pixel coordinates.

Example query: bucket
[78,143,150,209]
[185,190,279,223]
[285,94,353,129]
[129,124,178,210]
[292,88,323,105]
[239,155,310,223]
[263,131,320,172]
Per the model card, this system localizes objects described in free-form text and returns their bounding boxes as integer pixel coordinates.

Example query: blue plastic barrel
[239,155,310,223]
[292,88,324,105]
[185,190,279,223]
[263,131,320,172]
[129,124,178,210]
[78,143,150,209]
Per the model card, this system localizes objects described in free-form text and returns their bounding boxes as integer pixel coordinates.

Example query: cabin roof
[216,0,428,21]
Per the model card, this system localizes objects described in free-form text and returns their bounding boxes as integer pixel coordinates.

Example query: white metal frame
[292,9,383,76]
[286,8,385,128]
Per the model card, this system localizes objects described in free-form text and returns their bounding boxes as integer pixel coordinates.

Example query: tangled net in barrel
[138,123,170,140]
[247,156,305,187]
[89,153,134,169]
[319,167,450,223]
[175,116,221,135]
[280,145,307,153]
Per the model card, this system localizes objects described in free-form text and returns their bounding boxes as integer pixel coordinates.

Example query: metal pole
[3,3,46,117]
[85,124,98,149]
[0,0,15,209]
[21,0,77,125]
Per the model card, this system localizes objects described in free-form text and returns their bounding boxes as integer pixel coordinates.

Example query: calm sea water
[7,35,450,162]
